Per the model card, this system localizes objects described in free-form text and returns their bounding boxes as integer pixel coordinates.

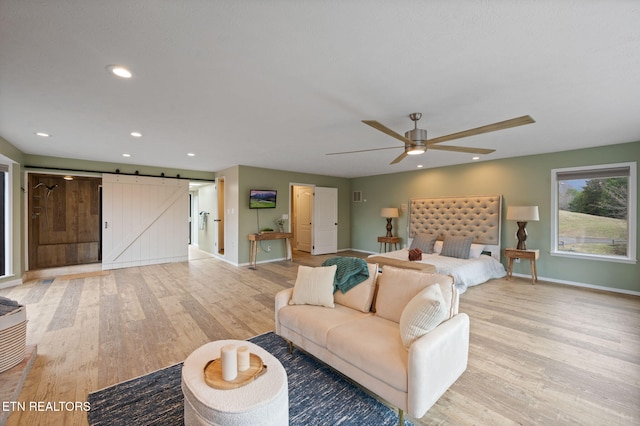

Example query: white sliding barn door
[102,174,189,270]
[312,187,338,255]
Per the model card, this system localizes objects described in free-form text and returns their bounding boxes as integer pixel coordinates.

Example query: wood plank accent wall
[28,174,102,269]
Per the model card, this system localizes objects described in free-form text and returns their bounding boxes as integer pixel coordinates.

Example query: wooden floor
[1,250,638,425]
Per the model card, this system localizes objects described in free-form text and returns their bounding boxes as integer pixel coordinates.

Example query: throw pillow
[399,284,447,348]
[409,233,438,254]
[375,265,455,323]
[333,263,379,312]
[433,240,443,254]
[408,248,422,261]
[469,243,485,258]
[440,236,473,259]
[289,265,337,308]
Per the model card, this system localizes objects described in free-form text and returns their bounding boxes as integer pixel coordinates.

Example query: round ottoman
[181,339,288,426]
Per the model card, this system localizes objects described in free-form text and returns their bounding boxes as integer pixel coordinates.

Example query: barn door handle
[105,221,108,229]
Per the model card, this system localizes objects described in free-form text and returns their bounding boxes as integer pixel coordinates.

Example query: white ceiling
[1,1,639,178]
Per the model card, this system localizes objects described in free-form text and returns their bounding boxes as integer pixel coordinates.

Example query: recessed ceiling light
[130,132,142,138]
[417,164,423,168]
[122,153,131,157]
[107,65,132,79]
[187,153,195,157]
[35,132,50,137]
[472,156,480,160]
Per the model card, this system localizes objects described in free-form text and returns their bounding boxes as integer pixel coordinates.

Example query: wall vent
[352,190,363,203]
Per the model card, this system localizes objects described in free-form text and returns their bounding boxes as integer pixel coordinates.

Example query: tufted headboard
[408,195,502,260]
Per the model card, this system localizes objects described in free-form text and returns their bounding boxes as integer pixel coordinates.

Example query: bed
[369,195,507,293]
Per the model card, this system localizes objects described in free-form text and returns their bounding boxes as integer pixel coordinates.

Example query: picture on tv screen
[249,189,277,209]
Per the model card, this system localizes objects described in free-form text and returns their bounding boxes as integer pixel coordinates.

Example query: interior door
[295,186,313,252]
[312,187,338,255]
[102,174,189,270]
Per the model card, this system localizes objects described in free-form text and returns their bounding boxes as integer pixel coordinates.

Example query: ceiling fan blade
[326,146,402,155]
[362,120,413,145]
[426,115,535,146]
[428,145,495,154]
[390,151,408,165]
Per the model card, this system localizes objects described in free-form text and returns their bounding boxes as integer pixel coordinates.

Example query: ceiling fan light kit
[329,112,535,165]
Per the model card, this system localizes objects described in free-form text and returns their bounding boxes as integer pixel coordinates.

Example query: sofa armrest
[274,288,294,335]
[407,312,469,418]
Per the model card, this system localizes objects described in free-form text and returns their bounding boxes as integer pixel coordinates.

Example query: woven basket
[0,306,26,373]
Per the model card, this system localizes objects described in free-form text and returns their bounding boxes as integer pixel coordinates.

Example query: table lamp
[506,206,539,250]
[380,208,399,237]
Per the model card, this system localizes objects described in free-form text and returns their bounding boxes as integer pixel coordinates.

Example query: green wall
[1,135,637,293]
[0,136,25,286]
[351,141,639,292]
[23,154,216,181]
[235,165,351,264]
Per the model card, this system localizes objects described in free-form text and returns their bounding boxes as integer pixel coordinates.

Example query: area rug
[88,332,413,425]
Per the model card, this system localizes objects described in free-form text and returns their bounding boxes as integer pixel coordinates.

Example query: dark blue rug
[88,332,413,425]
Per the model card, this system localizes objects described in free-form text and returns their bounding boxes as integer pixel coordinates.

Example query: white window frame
[0,160,12,278]
[550,162,637,264]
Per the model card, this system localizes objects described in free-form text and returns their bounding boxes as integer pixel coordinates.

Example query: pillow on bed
[333,263,378,312]
[409,233,438,254]
[440,236,473,259]
[289,265,337,308]
[399,284,447,348]
[433,240,443,254]
[469,243,485,258]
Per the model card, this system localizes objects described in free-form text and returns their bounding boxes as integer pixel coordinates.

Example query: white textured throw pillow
[289,265,337,308]
[399,284,447,348]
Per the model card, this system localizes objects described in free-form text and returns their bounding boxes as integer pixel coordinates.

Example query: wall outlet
[267,245,272,252]
[515,258,520,263]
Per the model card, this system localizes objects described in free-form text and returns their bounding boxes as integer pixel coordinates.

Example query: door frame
[289,182,315,253]
[23,170,102,271]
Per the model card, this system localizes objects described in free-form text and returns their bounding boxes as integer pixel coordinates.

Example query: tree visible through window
[552,162,636,262]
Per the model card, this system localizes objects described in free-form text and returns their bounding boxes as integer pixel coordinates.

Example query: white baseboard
[0,277,23,289]
[510,272,640,296]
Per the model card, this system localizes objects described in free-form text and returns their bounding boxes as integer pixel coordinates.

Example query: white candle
[237,345,250,372]
[221,344,237,381]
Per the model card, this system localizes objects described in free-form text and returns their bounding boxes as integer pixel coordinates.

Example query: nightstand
[505,248,540,284]
[377,236,400,253]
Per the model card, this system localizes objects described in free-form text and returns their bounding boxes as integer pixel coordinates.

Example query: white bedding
[371,248,506,293]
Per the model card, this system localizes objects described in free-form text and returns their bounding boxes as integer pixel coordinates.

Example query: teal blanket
[321,257,370,294]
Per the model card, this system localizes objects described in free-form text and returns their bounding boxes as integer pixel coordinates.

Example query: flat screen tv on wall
[249,189,277,209]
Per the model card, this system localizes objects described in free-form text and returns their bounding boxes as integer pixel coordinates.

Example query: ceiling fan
[327,113,535,164]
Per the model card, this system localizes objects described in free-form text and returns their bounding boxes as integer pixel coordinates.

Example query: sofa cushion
[333,263,378,313]
[289,265,337,308]
[399,284,447,348]
[375,266,455,323]
[278,304,371,347]
[327,316,408,392]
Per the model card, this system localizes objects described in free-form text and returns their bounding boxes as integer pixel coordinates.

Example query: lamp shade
[506,206,539,222]
[380,207,399,218]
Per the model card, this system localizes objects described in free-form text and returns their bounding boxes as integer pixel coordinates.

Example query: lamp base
[385,218,393,238]
[516,221,528,250]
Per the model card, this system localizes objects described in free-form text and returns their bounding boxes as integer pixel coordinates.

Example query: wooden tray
[203,353,267,389]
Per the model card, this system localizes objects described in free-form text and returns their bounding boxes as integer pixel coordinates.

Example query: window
[551,162,636,263]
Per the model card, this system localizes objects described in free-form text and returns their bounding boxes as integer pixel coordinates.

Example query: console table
[248,232,293,269]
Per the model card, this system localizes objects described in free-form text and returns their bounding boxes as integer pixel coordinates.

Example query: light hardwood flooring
[1,250,638,425]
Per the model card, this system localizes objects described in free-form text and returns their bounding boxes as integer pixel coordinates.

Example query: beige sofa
[275,264,469,421]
